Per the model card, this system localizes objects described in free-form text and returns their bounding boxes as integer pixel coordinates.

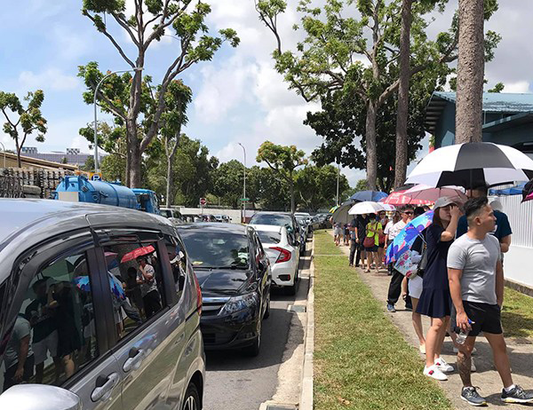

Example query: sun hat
[434,196,456,210]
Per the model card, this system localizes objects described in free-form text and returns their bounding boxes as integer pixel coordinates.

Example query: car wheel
[263,292,271,319]
[182,383,201,410]
[243,320,261,357]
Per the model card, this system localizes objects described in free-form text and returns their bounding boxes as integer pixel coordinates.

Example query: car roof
[178,222,248,235]
[248,224,284,233]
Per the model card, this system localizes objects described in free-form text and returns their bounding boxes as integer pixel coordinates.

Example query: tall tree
[0,90,47,167]
[256,141,307,213]
[295,164,349,211]
[455,0,499,143]
[81,0,239,187]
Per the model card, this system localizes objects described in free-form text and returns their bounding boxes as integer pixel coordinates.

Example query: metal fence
[492,195,533,248]
[0,168,74,199]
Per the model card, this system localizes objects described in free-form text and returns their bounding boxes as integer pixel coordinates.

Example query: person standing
[348,220,358,267]
[377,211,388,270]
[136,256,162,319]
[333,222,342,246]
[355,214,369,267]
[364,214,382,273]
[384,211,401,276]
[416,197,461,381]
[3,315,35,391]
[386,205,414,312]
[448,197,533,406]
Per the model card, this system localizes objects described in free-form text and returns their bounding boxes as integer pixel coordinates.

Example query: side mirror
[0,384,81,410]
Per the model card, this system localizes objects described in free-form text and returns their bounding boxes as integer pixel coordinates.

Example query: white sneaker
[435,357,454,373]
[453,346,477,354]
[424,364,448,381]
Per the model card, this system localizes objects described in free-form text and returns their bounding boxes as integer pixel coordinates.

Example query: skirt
[416,287,451,318]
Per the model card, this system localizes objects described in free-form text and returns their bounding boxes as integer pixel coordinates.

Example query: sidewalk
[332,233,533,409]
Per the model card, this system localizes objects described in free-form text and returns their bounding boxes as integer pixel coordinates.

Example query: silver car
[0,199,205,410]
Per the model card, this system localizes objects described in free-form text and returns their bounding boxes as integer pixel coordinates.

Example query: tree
[0,90,47,167]
[256,141,307,213]
[211,160,245,208]
[488,82,504,93]
[81,156,95,172]
[295,164,349,211]
[81,0,239,187]
[247,166,291,211]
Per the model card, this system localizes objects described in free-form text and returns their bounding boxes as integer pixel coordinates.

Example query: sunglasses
[404,211,414,215]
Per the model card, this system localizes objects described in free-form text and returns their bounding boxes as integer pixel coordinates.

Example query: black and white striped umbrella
[406,142,533,189]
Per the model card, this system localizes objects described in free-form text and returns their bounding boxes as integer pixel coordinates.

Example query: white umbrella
[348,201,385,215]
[381,203,397,212]
[406,142,533,188]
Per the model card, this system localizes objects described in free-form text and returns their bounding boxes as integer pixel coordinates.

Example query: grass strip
[502,286,533,339]
[313,230,452,410]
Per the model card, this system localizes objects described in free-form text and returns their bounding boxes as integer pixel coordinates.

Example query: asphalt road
[203,240,312,410]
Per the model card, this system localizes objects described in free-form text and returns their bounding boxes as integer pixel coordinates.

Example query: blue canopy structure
[490,182,526,196]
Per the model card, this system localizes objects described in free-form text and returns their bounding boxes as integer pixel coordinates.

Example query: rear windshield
[250,214,291,226]
[257,231,281,245]
[161,209,172,218]
[180,231,249,269]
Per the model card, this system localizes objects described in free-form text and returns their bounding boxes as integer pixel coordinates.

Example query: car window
[180,231,249,269]
[249,214,291,227]
[163,235,188,300]
[102,241,165,341]
[256,231,281,245]
[0,251,99,393]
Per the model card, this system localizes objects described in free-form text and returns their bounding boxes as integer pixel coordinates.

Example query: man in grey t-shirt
[448,197,533,406]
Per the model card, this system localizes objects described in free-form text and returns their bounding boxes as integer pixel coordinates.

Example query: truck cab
[132,188,160,215]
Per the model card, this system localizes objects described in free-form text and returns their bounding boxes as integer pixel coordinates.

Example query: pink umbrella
[381,191,433,206]
[121,245,155,263]
[403,184,468,204]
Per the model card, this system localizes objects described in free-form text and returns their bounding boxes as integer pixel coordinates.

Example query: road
[203,240,312,410]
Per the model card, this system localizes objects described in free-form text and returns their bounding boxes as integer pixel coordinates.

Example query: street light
[93,67,143,174]
[238,143,247,223]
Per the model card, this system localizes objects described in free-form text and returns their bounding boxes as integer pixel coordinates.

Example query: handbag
[363,236,375,248]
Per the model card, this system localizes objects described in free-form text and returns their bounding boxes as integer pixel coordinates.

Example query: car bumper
[200,308,261,350]
[271,263,297,287]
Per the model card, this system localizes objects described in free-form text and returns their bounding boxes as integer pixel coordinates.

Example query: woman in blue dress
[416,197,462,381]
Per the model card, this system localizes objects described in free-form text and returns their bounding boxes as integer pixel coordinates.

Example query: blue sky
[1,1,532,187]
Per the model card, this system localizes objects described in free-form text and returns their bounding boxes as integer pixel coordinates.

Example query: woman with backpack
[364,214,382,273]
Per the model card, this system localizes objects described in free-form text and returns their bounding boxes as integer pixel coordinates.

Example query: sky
[1,0,532,187]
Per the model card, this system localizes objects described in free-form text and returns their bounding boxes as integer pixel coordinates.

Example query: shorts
[365,245,378,253]
[378,242,385,248]
[33,330,59,364]
[452,301,502,337]
[408,276,423,299]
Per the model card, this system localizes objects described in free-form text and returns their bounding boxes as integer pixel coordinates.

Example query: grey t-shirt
[447,234,501,305]
[4,316,33,369]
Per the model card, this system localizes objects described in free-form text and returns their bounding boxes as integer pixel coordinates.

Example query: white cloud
[502,81,530,94]
[19,69,80,92]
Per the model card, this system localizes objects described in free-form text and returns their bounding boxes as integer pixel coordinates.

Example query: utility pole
[238,143,247,223]
[336,160,340,206]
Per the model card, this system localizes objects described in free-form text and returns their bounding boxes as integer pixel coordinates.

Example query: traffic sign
[200,197,207,206]
[240,198,250,202]
[90,172,102,181]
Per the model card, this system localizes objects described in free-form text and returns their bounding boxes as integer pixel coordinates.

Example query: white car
[250,224,300,295]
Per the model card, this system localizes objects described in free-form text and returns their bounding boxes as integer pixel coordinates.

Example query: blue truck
[54,175,160,215]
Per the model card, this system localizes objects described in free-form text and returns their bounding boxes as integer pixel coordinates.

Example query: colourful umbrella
[381,191,434,206]
[329,205,340,213]
[385,210,434,264]
[121,245,155,263]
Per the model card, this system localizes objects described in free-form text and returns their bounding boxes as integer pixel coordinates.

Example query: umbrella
[331,201,356,224]
[348,201,385,215]
[385,210,434,264]
[121,245,155,263]
[381,191,434,206]
[522,179,533,203]
[329,205,340,213]
[349,190,388,202]
[403,184,468,204]
[406,142,533,189]
[381,203,397,212]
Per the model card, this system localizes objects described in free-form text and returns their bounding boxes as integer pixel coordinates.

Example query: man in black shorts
[448,197,533,406]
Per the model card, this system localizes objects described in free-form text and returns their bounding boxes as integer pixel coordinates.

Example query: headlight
[218,292,259,316]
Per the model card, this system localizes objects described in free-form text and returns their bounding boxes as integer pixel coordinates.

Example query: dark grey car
[0,199,205,410]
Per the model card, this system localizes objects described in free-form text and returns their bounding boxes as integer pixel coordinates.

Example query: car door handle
[91,373,119,402]
[123,348,145,372]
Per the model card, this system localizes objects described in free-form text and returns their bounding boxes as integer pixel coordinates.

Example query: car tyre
[182,382,201,410]
[243,320,261,357]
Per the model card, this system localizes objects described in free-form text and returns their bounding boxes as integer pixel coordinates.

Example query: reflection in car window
[164,235,187,299]
[256,231,281,245]
[180,231,249,269]
[102,242,164,341]
[0,252,98,393]
[249,214,292,227]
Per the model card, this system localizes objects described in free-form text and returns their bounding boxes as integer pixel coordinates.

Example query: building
[424,92,533,158]
[0,150,78,171]
[21,147,93,166]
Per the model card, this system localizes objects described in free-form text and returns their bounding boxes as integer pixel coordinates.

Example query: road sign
[90,172,102,181]
[240,198,250,202]
[200,197,207,206]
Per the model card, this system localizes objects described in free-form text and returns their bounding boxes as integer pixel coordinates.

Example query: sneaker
[454,346,477,354]
[419,344,426,354]
[386,304,396,313]
[435,357,454,373]
[471,359,476,372]
[423,365,448,381]
[501,385,533,403]
[461,387,487,406]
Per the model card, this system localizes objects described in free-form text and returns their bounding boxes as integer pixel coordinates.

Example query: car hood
[194,268,254,296]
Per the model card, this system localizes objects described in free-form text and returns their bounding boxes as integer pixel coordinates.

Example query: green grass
[313,230,452,410]
[502,286,533,339]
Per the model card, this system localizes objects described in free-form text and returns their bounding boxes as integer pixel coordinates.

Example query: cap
[434,196,456,210]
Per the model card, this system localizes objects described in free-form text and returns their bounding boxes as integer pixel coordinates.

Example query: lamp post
[93,67,143,174]
[238,143,247,223]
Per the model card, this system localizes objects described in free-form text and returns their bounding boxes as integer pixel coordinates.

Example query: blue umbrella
[386,210,434,264]
[349,190,388,202]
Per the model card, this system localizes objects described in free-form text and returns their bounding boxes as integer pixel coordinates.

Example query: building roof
[0,151,78,171]
[425,92,533,134]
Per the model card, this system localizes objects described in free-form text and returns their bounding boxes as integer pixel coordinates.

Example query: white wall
[490,195,533,288]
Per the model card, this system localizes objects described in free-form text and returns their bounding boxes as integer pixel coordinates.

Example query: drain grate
[265,405,297,410]
[287,304,306,313]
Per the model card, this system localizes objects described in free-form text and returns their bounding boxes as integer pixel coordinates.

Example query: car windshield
[257,230,281,244]
[161,209,172,218]
[250,214,291,227]
[180,231,250,269]
[296,216,307,224]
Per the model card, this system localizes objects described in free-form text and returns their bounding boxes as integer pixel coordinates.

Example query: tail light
[193,273,202,315]
[270,247,291,263]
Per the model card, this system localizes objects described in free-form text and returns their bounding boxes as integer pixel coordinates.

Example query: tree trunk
[394,0,412,189]
[166,157,173,207]
[16,140,21,168]
[126,118,141,188]
[456,0,485,144]
[365,102,378,190]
